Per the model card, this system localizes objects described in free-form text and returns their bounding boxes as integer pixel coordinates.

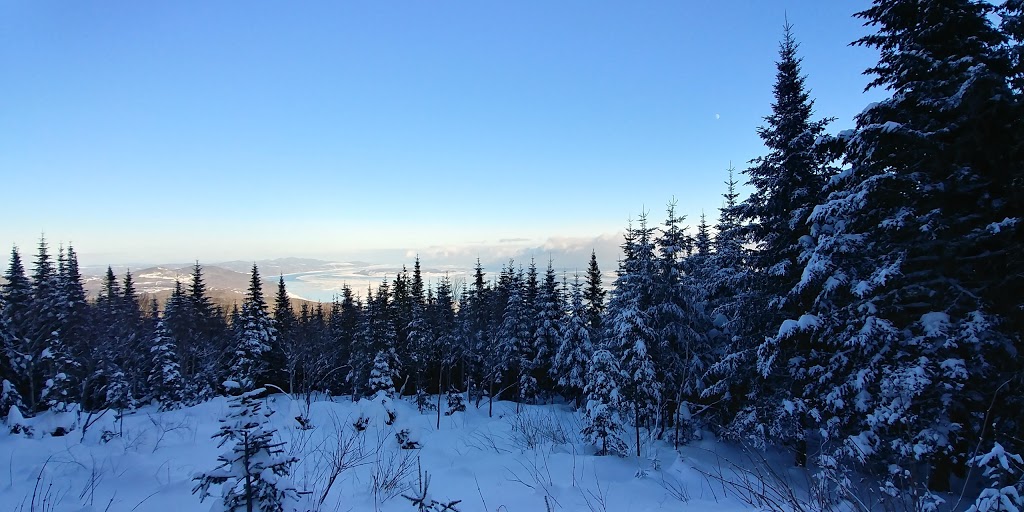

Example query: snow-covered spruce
[581,349,627,456]
[193,386,306,512]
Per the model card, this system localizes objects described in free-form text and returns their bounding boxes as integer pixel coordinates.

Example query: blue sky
[0,1,886,269]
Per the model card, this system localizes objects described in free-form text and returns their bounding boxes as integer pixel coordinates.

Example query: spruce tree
[496,273,534,404]
[1,247,32,410]
[605,214,662,457]
[193,387,303,512]
[584,250,606,334]
[581,349,627,456]
[462,259,491,404]
[533,258,563,390]
[57,245,90,389]
[733,24,836,457]
[31,237,76,411]
[553,275,593,407]
[230,264,277,393]
[350,282,399,399]
[694,213,711,257]
[148,316,183,411]
[186,262,226,400]
[271,276,294,391]
[701,168,761,443]
[368,350,398,398]
[331,286,360,395]
[655,201,712,440]
[787,0,1023,495]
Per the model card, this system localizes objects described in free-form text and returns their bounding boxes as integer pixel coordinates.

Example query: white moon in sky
[715,113,721,120]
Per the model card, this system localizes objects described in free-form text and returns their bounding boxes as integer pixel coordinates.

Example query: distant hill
[80,264,318,312]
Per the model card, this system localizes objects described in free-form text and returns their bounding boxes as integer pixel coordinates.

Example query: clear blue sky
[0,1,885,268]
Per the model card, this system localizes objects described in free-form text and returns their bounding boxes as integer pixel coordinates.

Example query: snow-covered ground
[0,394,802,511]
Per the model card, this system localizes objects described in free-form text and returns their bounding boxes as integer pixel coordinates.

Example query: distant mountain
[81,264,309,311]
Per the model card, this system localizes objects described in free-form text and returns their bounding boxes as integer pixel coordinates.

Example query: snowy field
[0,393,803,511]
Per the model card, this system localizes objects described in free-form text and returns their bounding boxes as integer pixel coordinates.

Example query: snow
[777,314,820,339]
[920,312,949,337]
[0,394,779,511]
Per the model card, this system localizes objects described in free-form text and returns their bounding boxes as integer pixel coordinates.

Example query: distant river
[265,265,471,303]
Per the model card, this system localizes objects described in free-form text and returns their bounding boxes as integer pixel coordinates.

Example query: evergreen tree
[406,296,435,403]
[31,237,76,411]
[230,264,276,393]
[584,250,606,333]
[605,214,662,457]
[148,316,183,411]
[331,286,360,395]
[390,268,414,386]
[533,258,563,390]
[186,262,227,401]
[725,24,837,457]
[411,256,425,307]
[495,272,534,404]
[193,387,303,512]
[553,275,593,407]
[701,168,761,443]
[272,276,294,391]
[430,274,459,404]
[57,245,90,390]
[1,247,33,411]
[350,282,398,399]
[787,0,1023,494]
[121,270,146,403]
[0,377,26,425]
[581,349,627,456]
[694,213,711,257]
[461,259,491,404]
[655,201,713,440]
[368,350,398,397]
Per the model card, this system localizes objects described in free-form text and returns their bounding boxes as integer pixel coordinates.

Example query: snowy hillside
[1,393,788,512]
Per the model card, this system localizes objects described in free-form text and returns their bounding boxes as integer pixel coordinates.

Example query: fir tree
[694,213,711,257]
[533,258,563,390]
[31,237,76,411]
[495,273,534,404]
[582,349,627,456]
[272,276,294,391]
[193,387,304,512]
[148,316,183,411]
[1,247,32,410]
[584,250,606,333]
[368,350,398,397]
[701,168,761,443]
[331,286,360,395]
[553,275,593,407]
[655,201,712,440]
[186,262,227,401]
[735,23,836,458]
[57,245,90,388]
[605,214,662,457]
[787,0,1023,493]
[350,282,398,399]
[230,264,277,393]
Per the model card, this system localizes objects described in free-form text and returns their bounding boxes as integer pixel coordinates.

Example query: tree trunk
[795,434,807,468]
[635,404,641,458]
[674,402,680,450]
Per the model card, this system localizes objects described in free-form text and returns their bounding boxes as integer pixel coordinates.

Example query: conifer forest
[2,2,1023,511]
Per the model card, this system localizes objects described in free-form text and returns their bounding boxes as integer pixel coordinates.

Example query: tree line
[2,1,1022,508]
